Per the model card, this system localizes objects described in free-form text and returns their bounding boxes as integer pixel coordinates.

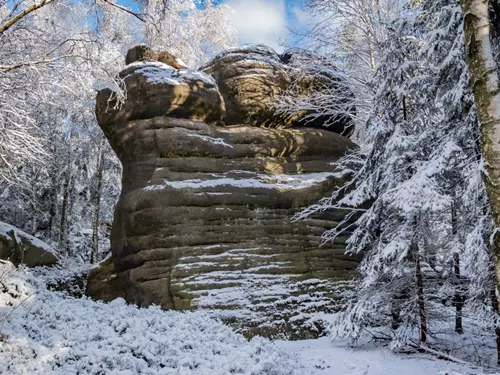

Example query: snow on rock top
[200,44,284,71]
[121,61,218,88]
[212,44,281,60]
[0,262,305,375]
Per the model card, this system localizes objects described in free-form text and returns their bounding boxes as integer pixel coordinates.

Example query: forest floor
[277,338,488,375]
[0,261,495,375]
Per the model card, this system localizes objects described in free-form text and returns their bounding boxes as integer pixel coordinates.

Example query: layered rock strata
[88,45,359,337]
[201,45,355,135]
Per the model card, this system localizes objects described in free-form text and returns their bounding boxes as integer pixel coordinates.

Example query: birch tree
[460,0,500,301]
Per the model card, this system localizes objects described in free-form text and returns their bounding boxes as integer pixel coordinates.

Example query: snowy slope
[0,262,304,375]
[0,262,494,375]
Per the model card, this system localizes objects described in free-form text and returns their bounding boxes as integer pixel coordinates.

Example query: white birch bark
[460,0,500,293]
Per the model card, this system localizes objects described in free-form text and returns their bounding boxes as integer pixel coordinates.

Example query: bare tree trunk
[415,253,427,344]
[48,174,58,238]
[412,216,427,344]
[460,0,500,302]
[29,168,40,235]
[59,132,74,256]
[59,173,70,254]
[369,42,376,72]
[490,286,500,365]
[421,217,437,268]
[30,194,38,235]
[90,151,105,264]
[453,253,464,334]
[451,201,464,334]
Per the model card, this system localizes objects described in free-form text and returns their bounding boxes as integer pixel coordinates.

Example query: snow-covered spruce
[0,262,304,375]
[293,0,500,366]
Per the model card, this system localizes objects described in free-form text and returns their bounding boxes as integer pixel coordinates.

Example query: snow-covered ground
[0,261,495,375]
[277,338,491,375]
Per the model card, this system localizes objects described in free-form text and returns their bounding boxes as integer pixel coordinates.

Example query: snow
[186,133,234,148]
[0,262,492,375]
[0,262,304,375]
[275,338,490,375]
[123,61,217,88]
[124,60,169,70]
[143,172,335,191]
[208,44,282,64]
[173,245,349,330]
[194,192,232,196]
[0,221,56,255]
[175,57,187,68]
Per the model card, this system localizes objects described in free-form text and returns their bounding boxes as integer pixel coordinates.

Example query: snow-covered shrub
[0,262,304,375]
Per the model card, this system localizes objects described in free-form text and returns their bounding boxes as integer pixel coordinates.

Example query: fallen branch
[408,340,471,365]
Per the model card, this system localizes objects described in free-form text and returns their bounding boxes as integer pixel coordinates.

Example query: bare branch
[98,0,146,23]
[0,55,74,72]
[0,0,56,34]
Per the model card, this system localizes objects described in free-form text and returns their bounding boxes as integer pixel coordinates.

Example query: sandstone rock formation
[97,60,224,129]
[125,44,188,69]
[86,257,125,302]
[201,45,290,126]
[201,45,355,135]
[0,221,58,267]
[88,45,359,337]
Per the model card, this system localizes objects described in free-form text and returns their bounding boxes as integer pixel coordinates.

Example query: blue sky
[220,0,309,51]
[118,0,309,52]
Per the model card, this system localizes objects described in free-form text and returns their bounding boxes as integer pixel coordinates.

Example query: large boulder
[201,45,290,126]
[201,44,355,135]
[0,222,58,267]
[96,59,225,134]
[89,45,359,337]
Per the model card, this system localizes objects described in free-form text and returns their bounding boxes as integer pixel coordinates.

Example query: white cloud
[225,0,287,52]
[291,6,311,29]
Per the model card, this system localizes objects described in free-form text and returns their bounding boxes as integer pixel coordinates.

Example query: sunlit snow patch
[143,172,335,191]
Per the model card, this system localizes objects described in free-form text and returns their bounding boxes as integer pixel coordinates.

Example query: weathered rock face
[96,61,225,131]
[88,45,359,337]
[0,222,58,267]
[86,257,126,302]
[201,45,355,135]
[201,45,290,126]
